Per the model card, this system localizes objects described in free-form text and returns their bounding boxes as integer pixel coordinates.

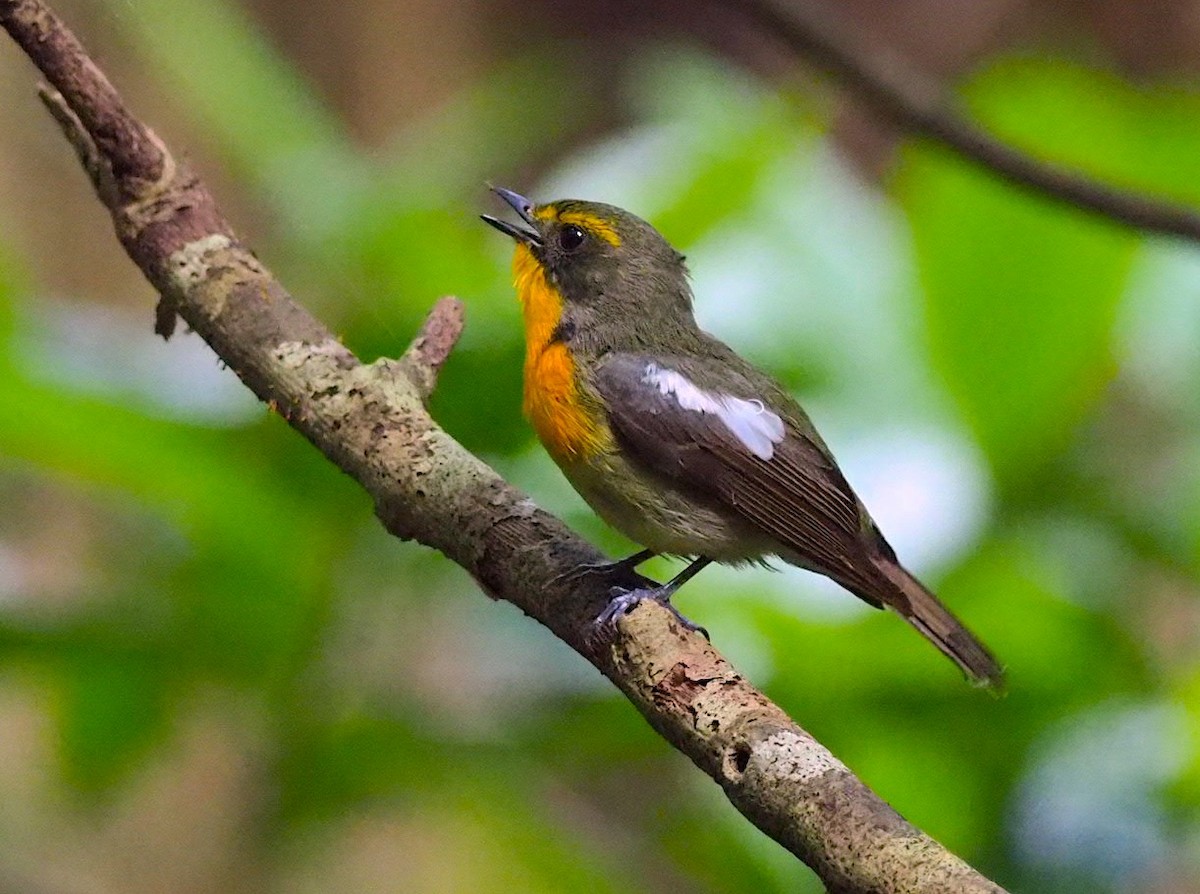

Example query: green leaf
[109,0,349,182]
[968,58,1200,206]
[626,49,817,250]
[0,245,19,355]
[0,371,344,681]
[901,59,1167,489]
[55,650,171,792]
[276,713,435,825]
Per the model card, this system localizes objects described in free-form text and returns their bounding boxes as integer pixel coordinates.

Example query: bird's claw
[590,585,709,642]
[594,589,645,628]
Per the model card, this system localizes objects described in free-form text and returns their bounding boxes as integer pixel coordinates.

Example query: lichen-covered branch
[0,1,1006,891]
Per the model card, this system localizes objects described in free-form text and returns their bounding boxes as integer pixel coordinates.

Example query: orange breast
[512,245,610,462]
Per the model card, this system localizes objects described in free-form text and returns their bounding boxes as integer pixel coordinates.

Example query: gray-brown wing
[593,353,890,604]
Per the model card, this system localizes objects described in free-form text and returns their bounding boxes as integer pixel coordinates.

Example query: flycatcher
[482,187,1002,688]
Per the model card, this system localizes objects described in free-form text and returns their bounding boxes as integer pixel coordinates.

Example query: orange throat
[512,244,608,462]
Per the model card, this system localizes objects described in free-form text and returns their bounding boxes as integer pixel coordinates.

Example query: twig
[732,0,1200,242]
[0,1,1007,892]
[399,295,466,401]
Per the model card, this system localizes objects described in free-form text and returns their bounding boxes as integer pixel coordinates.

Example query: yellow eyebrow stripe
[559,211,621,247]
[531,204,622,247]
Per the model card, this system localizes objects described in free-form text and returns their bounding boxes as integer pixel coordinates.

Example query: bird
[481,186,1003,688]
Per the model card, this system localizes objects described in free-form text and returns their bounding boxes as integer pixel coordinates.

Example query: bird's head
[482,187,695,344]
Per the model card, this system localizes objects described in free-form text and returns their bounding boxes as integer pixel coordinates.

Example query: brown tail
[872,558,1005,690]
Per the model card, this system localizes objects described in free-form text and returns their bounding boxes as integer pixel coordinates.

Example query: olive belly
[556,449,773,563]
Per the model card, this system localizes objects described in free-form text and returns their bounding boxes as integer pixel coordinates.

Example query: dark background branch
[732,0,1200,242]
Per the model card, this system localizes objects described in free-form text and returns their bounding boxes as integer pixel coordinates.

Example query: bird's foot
[592,584,709,641]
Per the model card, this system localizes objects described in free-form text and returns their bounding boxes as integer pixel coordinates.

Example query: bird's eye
[558,224,586,252]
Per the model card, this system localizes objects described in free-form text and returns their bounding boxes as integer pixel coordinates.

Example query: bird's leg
[595,557,713,639]
[550,548,656,590]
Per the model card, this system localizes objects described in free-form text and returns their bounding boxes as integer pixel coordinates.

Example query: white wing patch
[642,363,786,461]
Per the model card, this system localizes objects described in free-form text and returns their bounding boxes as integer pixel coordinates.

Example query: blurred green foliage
[1,1,1199,891]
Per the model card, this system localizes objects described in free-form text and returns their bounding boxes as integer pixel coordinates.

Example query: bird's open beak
[481,186,542,246]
